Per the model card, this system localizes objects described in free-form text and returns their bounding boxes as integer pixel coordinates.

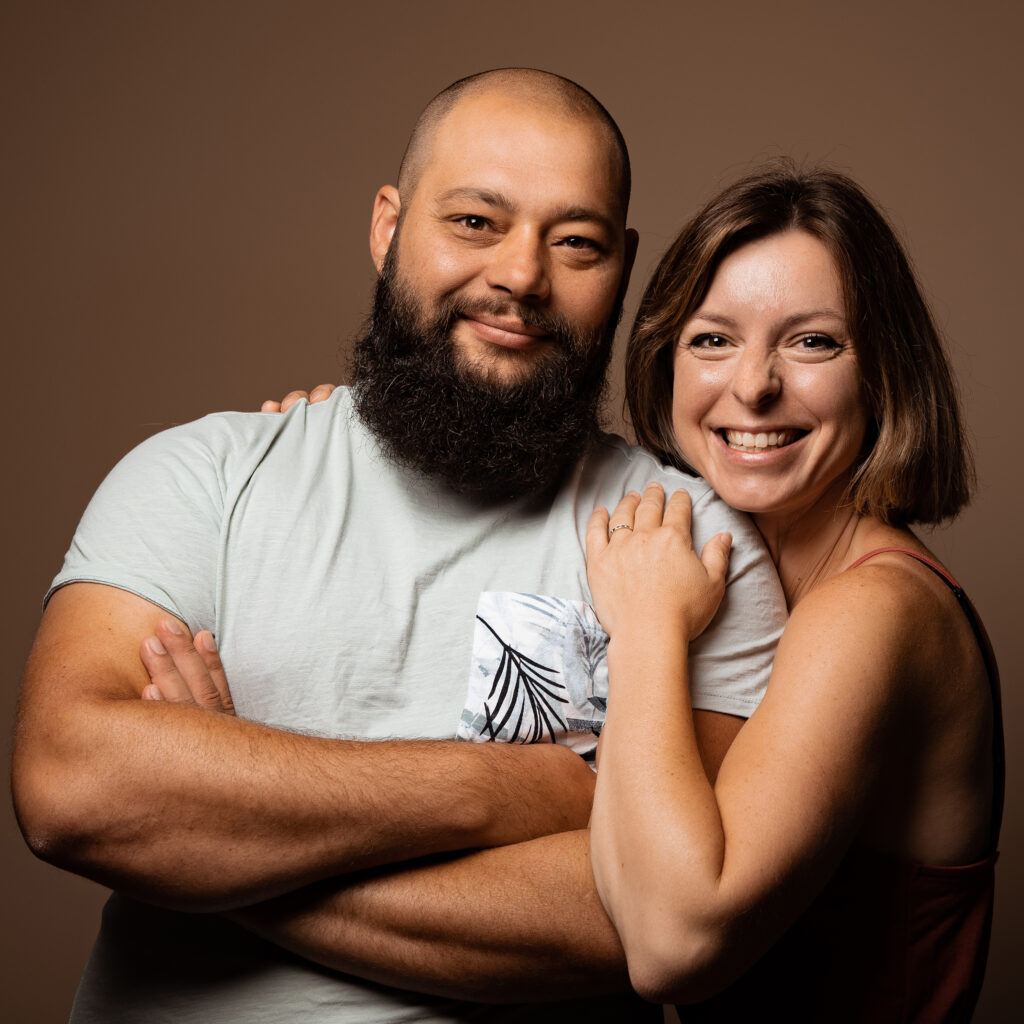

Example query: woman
[586,166,1002,1021]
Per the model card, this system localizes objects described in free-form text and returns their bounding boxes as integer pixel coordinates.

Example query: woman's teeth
[723,429,798,451]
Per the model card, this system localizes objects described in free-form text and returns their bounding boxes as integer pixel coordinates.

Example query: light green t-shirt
[53,387,785,1023]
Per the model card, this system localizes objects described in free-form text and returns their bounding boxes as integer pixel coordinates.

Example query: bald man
[14,70,784,1022]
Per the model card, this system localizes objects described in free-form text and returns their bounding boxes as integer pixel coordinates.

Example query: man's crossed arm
[12,583,597,913]
[13,581,740,1000]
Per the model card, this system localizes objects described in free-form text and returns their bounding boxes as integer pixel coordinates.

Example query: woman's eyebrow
[690,310,846,330]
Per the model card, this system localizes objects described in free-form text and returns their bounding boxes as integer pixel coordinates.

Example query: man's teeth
[724,429,797,451]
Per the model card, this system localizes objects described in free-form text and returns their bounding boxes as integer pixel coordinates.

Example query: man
[13,69,784,1021]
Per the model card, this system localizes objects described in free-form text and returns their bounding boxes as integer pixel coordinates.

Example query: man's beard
[350,252,620,502]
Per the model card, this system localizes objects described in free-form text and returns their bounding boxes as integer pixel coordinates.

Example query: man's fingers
[308,383,336,405]
[700,532,733,585]
[279,390,311,413]
[193,631,236,715]
[139,631,193,703]
[140,619,227,711]
[260,400,283,413]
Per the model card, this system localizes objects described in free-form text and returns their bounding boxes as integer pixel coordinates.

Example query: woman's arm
[586,487,915,1004]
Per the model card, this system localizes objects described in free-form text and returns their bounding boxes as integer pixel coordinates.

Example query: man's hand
[261,383,336,413]
[141,620,235,714]
[14,583,598,912]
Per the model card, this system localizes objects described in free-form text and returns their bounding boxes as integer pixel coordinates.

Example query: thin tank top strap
[847,546,963,588]
[846,546,1004,851]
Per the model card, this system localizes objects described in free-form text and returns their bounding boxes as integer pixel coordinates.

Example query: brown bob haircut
[626,162,974,525]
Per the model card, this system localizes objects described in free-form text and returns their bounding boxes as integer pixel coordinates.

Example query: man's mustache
[437,294,582,349]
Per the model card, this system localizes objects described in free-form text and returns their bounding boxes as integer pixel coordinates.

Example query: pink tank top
[684,548,1003,1023]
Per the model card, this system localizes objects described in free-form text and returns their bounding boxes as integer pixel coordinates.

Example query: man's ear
[369,186,401,273]
[619,228,640,301]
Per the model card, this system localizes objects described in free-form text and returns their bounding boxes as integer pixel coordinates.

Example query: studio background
[2,2,1019,1020]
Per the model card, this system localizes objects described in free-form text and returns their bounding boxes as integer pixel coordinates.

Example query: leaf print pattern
[458,592,609,759]
[475,615,569,743]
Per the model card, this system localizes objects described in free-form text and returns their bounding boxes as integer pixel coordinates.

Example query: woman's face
[671,230,870,523]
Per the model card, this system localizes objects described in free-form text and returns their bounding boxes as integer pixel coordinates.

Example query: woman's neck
[753,481,867,608]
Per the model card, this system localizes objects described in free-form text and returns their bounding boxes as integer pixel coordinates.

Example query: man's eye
[560,236,596,250]
[455,215,489,231]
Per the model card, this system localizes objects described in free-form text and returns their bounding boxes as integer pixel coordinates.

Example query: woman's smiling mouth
[721,428,806,452]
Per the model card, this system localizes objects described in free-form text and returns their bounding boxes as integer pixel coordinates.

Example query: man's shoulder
[578,431,714,498]
[575,433,764,545]
[127,387,357,470]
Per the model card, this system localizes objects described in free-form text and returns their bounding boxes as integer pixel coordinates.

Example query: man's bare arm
[222,713,740,1000]
[231,830,632,1002]
[12,583,596,912]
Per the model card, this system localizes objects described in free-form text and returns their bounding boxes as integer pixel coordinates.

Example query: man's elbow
[11,747,95,871]
[11,706,135,883]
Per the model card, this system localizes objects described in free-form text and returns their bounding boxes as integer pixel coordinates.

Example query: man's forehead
[418,91,623,220]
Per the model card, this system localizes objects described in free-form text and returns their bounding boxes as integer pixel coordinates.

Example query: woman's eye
[690,333,729,349]
[797,334,841,352]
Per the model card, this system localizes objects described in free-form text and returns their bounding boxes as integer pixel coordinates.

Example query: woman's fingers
[262,385,335,414]
[662,486,694,541]
[632,482,667,532]
[279,390,311,413]
[701,533,733,586]
[606,490,642,534]
[308,383,336,404]
[586,505,611,560]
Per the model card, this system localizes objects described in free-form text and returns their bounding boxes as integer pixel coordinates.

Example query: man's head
[352,69,637,501]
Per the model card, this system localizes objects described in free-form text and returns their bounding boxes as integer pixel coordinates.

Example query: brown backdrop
[3,2,1020,1020]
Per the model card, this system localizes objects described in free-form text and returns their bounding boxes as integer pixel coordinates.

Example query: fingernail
[201,632,218,652]
[646,481,663,490]
[147,636,166,655]
[148,684,164,701]
[163,619,183,635]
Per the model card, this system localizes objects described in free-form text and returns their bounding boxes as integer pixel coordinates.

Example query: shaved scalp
[396,68,631,216]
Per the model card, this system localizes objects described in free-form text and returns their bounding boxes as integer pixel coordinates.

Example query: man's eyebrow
[692,310,847,330]
[436,188,517,211]
[434,189,616,234]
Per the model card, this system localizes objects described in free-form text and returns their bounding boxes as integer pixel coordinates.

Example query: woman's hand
[586,482,731,642]
[261,383,336,413]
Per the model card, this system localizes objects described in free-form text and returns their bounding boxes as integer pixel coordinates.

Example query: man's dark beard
[351,254,620,502]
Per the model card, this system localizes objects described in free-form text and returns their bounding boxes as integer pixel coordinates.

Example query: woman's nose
[730,347,781,408]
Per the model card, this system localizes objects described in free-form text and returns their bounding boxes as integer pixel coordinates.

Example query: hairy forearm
[16,679,593,912]
[229,829,635,1002]
[14,585,596,911]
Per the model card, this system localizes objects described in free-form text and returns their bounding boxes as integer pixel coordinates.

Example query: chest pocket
[456,592,608,761]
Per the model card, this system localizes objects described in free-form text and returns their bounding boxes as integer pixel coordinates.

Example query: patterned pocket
[457,592,609,760]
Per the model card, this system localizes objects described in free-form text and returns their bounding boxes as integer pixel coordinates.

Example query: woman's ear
[369,186,401,273]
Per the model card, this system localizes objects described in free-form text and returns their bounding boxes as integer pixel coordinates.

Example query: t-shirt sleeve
[686,486,786,717]
[46,418,231,631]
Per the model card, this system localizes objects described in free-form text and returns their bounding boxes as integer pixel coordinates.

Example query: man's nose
[731,346,781,408]
[484,229,550,302]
